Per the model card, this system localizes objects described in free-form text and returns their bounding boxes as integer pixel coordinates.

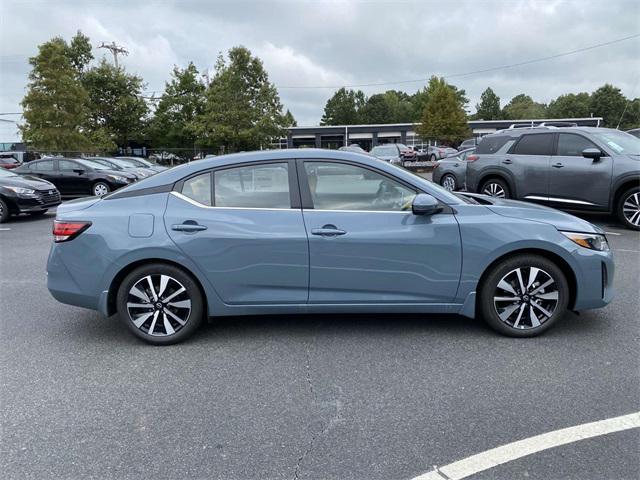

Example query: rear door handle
[311,224,346,237]
[172,222,207,232]
[552,163,564,168]
[502,159,513,165]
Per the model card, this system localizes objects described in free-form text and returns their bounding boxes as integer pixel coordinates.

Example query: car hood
[1,175,56,190]
[460,193,604,234]
[102,169,137,179]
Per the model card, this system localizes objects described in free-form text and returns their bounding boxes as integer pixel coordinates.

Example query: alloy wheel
[93,183,109,197]
[493,267,559,330]
[622,192,640,227]
[482,182,506,198]
[442,175,456,192]
[126,274,192,336]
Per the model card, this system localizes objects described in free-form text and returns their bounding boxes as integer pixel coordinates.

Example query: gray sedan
[432,148,476,191]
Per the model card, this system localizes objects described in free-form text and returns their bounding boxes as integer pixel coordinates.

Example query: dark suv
[466,126,640,230]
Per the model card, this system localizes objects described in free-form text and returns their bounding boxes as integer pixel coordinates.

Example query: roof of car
[492,126,620,137]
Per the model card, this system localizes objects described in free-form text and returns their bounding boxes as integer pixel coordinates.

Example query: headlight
[6,186,36,196]
[560,231,609,251]
[107,174,129,183]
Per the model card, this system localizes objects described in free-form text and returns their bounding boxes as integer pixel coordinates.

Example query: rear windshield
[476,136,510,154]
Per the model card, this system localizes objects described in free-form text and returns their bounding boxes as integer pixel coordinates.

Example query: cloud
[1,0,639,127]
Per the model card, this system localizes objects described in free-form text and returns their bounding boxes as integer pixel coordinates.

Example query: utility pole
[98,42,128,68]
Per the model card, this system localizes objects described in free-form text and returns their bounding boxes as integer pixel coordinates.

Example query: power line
[275,32,640,89]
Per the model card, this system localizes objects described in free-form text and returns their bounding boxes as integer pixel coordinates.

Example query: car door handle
[311,225,346,237]
[552,163,564,168]
[502,159,513,165]
[453,163,460,167]
[172,222,207,232]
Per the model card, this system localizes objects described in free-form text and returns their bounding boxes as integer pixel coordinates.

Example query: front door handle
[502,159,513,165]
[172,221,207,232]
[552,163,564,168]
[311,224,346,237]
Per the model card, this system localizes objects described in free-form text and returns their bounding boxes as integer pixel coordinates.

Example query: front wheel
[92,181,111,197]
[479,255,569,337]
[617,187,640,230]
[116,264,204,345]
[0,198,9,223]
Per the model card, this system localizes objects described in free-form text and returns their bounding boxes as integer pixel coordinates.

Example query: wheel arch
[106,258,209,317]
[477,172,515,197]
[476,248,577,311]
[612,177,640,211]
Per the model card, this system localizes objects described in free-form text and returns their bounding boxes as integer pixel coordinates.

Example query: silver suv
[466,126,640,230]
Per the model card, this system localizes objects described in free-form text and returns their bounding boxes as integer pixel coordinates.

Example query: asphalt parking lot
[1,209,638,480]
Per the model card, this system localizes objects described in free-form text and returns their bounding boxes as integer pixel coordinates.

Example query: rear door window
[182,172,212,206]
[476,136,510,154]
[33,160,55,171]
[510,134,554,156]
[214,163,290,208]
[556,133,599,156]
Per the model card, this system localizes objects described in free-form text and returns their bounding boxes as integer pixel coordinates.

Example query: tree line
[20,31,639,154]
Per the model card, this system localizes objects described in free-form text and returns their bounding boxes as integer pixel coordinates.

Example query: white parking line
[614,249,640,253]
[604,231,622,236]
[411,411,640,480]
[0,227,11,231]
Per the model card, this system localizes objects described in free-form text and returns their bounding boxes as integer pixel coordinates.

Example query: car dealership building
[278,117,604,150]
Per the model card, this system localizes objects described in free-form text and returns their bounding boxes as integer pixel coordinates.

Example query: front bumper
[7,189,61,213]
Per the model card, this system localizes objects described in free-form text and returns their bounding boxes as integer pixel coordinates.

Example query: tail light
[53,220,91,242]
[467,154,479,162]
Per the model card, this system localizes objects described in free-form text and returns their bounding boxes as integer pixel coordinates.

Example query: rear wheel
[429,154,437,162]
[92,181,110,197]
[480,178,510,198]
[479,255,569,337]
[441,174,457,192]
[0,198,9,223]
[116,264,204,345]
[617,186,640,230]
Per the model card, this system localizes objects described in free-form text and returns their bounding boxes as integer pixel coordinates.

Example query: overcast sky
[1,0,639,128]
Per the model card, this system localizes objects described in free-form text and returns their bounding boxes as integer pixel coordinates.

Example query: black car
[90,157,156,179]
[0,168,61,222]
[117,156,168,173]
[13,158,136,197]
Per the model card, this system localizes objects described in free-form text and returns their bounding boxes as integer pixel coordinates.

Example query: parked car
[370,144,403,165]
[338,144,367,154]
[420,145,456,161]
[90,157,155,179]
[466,126,640,230]
[48,149,613,345]
[433,148,476,191]
[0,168,61,222]
[458,138,478,150]
[0,155,20,170]
[117,156,168,173]
[13,158,136,197]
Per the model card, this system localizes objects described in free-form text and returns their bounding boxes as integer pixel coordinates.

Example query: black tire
[92,181,111,197]
[429,154,437,162]
[480,178,511,199]
[116,264,205,345]
[479,254,569,337]
[28,209,48,216]
[616,186,640,231]
[441,174,458,192]
[0,198,9,223]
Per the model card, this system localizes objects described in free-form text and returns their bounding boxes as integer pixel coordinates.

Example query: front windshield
[592,130,640,155]
[372,146,397,156]
[110,158,136,168]
[0,168,18,177]
[77,159,110,170]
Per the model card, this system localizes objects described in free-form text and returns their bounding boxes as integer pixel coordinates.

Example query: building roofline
[289,118,603,130]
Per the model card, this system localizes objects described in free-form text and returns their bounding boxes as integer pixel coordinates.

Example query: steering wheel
[373,181,404,208]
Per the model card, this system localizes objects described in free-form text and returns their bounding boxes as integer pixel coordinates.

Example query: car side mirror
[582,148,603,160]
[73,168,86,175]
[412,193,441,215]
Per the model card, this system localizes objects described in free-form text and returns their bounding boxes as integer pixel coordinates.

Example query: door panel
[57,159,89,195]
[548,133,612,209]
[504,133,554,200]
[300,160,462,304]
[304,210,462,303]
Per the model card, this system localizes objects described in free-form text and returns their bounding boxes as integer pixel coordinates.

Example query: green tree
[416,77,469,144]
[283,109,297,127]
[412,77,468,121]
[589,84,628,128]
[148,62,205,149]
[67,30,93,73]
[502,94,546,119]
[546,92,591,119]
[320,87,365,125]
[474,87,501,120]
[20,36,99,152]
[82,59,149,147]
[197,46,288,152]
